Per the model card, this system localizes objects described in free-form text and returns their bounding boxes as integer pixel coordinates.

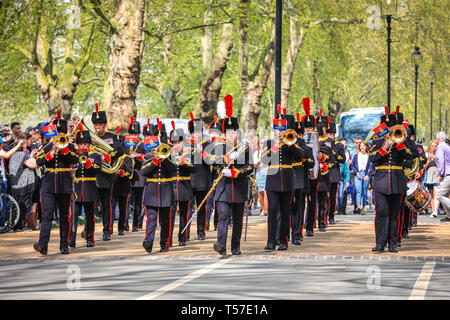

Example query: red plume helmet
[95,103,99,114]
[327,116,331,129]
[214,115,217,124]
[130,116,134,124]
[302,97,310,117]
[283,108,287,115]
[189,112,194,121]
[78,123,83,139]
[384,106,389,122]
[116,126,120,136]
[296,113,301,128]
[171,120,175,130]
[147,118,150,126]
[277,104,282,119]
[57,109,61,121]
[157,119,162,132]
[396,105,400,114]
[224,94,233,124]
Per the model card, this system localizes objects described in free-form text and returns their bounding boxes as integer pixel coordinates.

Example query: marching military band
[30,96,428,256]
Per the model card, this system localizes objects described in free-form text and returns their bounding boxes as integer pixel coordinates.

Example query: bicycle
[0,193,20,234]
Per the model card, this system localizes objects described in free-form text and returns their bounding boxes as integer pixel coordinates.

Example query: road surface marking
[137,258,232,300]
[409,261,436,300]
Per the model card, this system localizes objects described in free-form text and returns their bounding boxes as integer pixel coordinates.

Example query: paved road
[0,254,449,300]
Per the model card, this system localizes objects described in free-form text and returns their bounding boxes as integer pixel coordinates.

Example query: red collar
[77,149,89,153]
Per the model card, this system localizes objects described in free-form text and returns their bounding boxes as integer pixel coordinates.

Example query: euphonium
[155,143,171,159]
[281,129,298,146]
[387,124,407,144]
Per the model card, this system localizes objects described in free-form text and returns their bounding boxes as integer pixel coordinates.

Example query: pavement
[1,205,449,261]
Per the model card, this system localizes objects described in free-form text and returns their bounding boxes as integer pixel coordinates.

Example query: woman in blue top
[351,142,373,215]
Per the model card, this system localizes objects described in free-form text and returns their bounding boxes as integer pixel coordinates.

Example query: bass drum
[405,180,431,213]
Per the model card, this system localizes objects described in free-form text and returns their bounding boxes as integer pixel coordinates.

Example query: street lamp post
[383,0,397,113]
[429,70,435,141]
[274,0,282,117]
[412,47,421,132]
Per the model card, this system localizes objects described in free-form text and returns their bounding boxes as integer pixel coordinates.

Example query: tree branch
[89,0,115,33]
[76,19,97,77]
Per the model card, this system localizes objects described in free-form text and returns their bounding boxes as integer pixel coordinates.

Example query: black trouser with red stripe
[69,201,95,245]
[328,182,338,222]
[111,195,128,233]
[317,190,328,229]
[374,192,402,248]
[399,198,411,239]
[216,201,245,251]
[144,206,173,249]
[169,200,191,244]
[193,189,208,238]
[38,193,72,251]
[306,179,319,232]
[291,188,305,241]
[127,187,144,230]
[98,187,112,235]
[267,191,292,246]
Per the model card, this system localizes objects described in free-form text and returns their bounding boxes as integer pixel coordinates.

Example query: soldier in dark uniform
[290,114,314,245]
[206,116,222,231]
[261,105,305,251]
[370,108,413,253]
[33,112,79,255]
[302,98,320,237]
[110,126,134,236]
[125,117,146,232]
[68,125,102,248]
[91,103,124,241]
[139,121,177,253]
[398,121,424,246]
[213,98,254,255]
[324,117,346,225]
[168,122,195,246]
[315,115,336,232]
[188,112,212,240]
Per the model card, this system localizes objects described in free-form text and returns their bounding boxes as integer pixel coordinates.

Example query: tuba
[71,118,125,174]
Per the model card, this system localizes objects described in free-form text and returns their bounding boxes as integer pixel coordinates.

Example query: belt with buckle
[46,168,72,173]
[375,166,403,170]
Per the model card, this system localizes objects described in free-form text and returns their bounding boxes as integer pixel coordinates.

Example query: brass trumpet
[281,129,298,146]
[155,143,171,159]
[386,124,407,144]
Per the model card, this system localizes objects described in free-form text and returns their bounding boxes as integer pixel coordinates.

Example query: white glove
[229,151,239,161]
[222,168,232,177]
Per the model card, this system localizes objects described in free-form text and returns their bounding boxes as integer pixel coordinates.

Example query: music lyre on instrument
[305,132,319,179]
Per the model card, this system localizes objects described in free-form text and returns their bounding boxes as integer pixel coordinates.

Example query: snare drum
[405,180,431,213]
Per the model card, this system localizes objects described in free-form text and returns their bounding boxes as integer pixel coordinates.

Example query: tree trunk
[312,58,321,115]
[195,1,234,126]
[102,0,146,132]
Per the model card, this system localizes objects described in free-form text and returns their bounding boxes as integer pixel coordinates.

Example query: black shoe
[81,231,87,239]
[372,246,384,253]
[213,242,226,255]
[124,225,129,232]
[277,243,288,251]
[86,241,95,248]
[441,217,450,222]
[118,230,125,236]
[264,243,275,251]
[132,227,138,232]
[276,240,280,246]
[160,247,169,253]
[329,218,335,225]
[292,239,301,245]
[319,227,326,232]
[179,241,186,246]
[198,234,205,240]
[389,242,398,253]
[397,240,402,247]
[206,224,210,231]
[102,233,111,241]
[402,233,409,239]
[33,243,47,256]
[231,248,241,255]
[69,242,76,248]
[142,240,153,253]
[306,230,314,237]
[412,223,417,227]
[60,247,70,255]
